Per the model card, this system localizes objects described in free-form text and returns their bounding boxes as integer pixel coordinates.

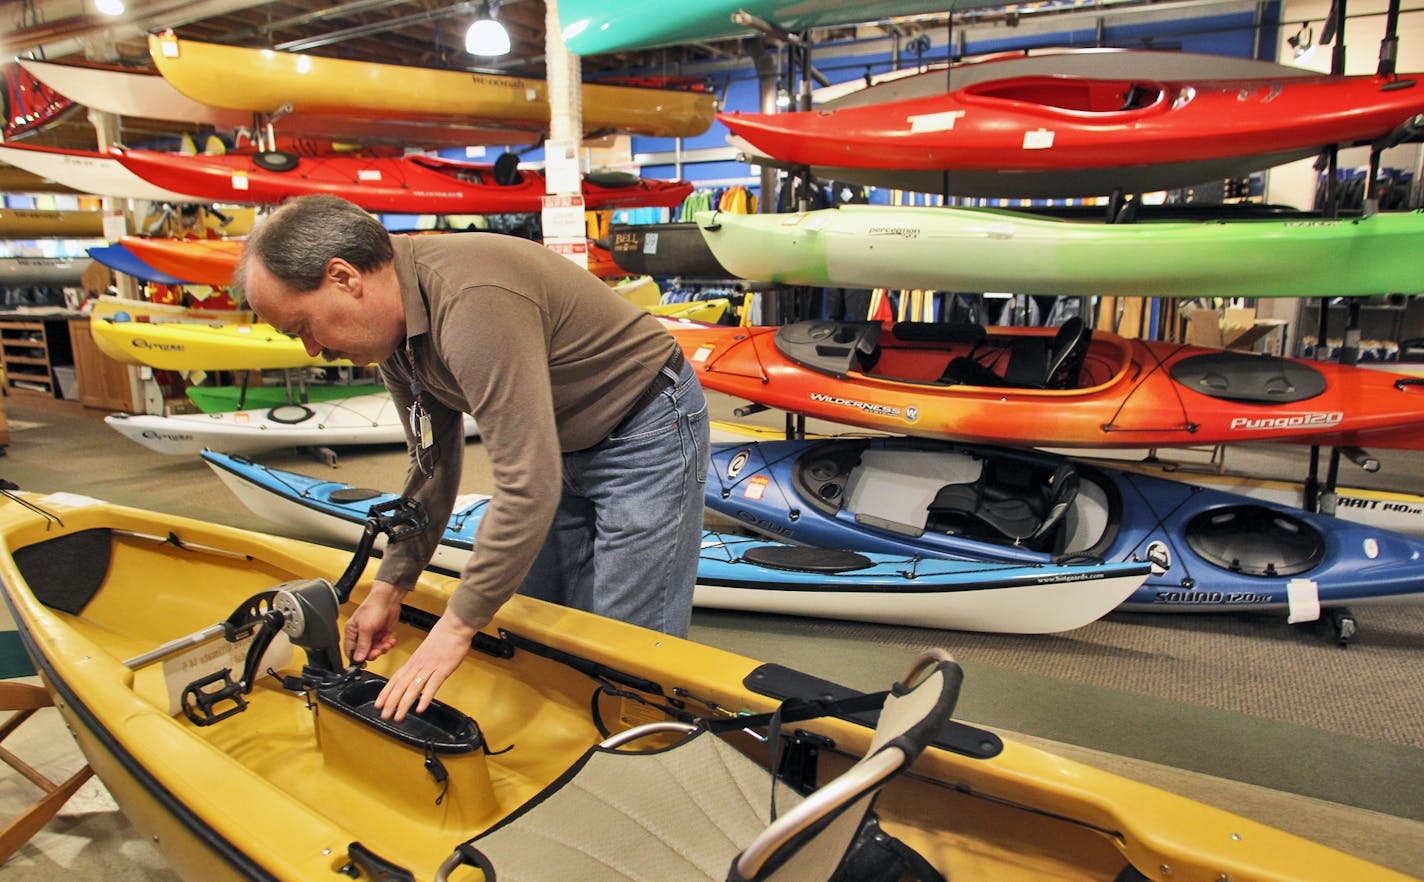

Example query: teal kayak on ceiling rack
[693,205,1424,299]
[558,0,1004,55]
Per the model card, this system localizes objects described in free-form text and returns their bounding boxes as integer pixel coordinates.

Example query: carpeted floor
[2,394,1422,878]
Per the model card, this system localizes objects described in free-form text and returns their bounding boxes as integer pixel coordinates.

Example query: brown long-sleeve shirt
[373,233,675,628]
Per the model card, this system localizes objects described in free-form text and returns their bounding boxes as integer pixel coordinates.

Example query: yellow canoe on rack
[0,208,103,238]
[149,32,716,139]
[90,315,353,370]
[0,491,1413,882]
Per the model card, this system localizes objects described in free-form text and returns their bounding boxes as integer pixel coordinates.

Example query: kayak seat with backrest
[939,317,1089,390]
[439,650,964,882]
[925,459,1079,548]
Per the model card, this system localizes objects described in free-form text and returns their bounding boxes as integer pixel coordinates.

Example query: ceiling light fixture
[94,0,125,15]
[465,1,511,57]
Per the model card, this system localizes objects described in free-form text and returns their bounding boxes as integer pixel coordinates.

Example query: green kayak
[559,1,1001,55]
[694,206,1424,298]
[186,383,386,414]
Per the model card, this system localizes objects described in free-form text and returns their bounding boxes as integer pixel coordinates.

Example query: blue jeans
[518,360,708,637]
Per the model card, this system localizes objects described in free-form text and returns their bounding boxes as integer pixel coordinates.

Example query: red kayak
[113,148,693,213]
[2,61,78,139]
[722,71,1424,197]
[666,318,1424,451]
[124,235,628,286]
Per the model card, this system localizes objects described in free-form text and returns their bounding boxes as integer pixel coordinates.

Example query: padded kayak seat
[440,650,964,882]
[492,151,521,186]
[893,321,986,346]
[939,318,1089,390]
[926,459,1079,549]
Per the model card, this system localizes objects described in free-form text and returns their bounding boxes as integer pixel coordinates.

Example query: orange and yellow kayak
[120,237,241,287]
[149,33,715,139]
[667,318,1424,451]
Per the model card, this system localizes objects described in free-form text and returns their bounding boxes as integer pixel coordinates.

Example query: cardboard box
[1184,308,1285,352]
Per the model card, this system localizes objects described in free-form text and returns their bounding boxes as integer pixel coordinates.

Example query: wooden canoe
[148,33,715,139]
[0,490,1410,881]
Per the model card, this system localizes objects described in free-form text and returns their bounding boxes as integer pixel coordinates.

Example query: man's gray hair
[233,195,394,298]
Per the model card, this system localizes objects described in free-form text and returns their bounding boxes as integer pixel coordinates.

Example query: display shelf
[0,317,74,403]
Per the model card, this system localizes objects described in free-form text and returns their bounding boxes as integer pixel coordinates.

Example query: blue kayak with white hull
[201,451,1150,634]
[705,437,1424,620]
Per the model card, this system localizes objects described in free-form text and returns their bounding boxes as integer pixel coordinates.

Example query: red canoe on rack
[665,318,1424,451]
[113,148,693,213]
[721,71,1424,197]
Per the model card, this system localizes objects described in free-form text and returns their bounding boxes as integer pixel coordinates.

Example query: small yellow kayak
[645,298,729,324]
[90,315,353,371]
[0,491,1411,881]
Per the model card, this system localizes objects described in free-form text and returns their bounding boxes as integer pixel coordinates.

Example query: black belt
[629,347,685,415]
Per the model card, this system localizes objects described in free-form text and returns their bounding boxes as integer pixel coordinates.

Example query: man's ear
[326,258,360,295]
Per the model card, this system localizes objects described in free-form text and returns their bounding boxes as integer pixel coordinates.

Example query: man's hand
[375,607,479,722]
[344,579,406,663]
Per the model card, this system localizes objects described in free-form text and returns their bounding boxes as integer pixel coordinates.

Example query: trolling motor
[122,499,428,726]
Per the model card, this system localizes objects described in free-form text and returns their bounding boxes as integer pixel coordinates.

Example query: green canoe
[694,206,1424,298]
[559,1,1002,55]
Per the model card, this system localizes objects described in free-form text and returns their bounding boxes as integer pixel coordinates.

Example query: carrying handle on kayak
[1393,377,1424,392]
[332,497,429,604]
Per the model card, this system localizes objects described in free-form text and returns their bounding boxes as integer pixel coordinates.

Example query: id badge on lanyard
[408,375,437,478]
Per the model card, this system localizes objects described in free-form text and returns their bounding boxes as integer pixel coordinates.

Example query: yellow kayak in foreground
[0,492,1411,881]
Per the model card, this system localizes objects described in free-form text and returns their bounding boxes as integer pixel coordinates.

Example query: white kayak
[105,393,478,456]
[0,143,203,203]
